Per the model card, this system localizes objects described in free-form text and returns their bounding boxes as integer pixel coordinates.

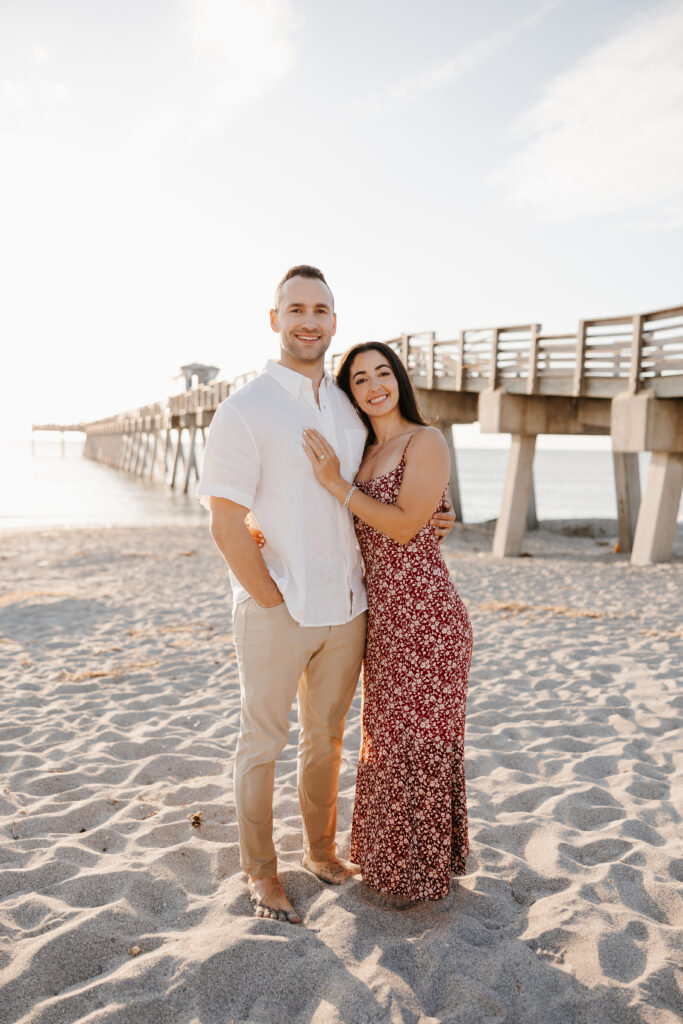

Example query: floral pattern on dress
[350,442,473,901]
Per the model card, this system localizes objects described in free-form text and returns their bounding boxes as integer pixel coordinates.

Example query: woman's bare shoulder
[407,425,449,458]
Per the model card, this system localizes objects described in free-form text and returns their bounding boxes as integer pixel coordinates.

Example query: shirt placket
[319,385,356,619]
[299,383,337,619]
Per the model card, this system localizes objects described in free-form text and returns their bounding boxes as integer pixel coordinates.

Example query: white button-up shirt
[197,360,368,627]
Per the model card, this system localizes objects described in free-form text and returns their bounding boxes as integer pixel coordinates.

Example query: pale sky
[1,0,681,442]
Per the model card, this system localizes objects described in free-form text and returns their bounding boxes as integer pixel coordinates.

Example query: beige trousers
[232,597,367,880]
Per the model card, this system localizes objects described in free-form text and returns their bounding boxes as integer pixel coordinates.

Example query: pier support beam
[117,434,127,469]
[148,431,160,479]
[125,430,139,472]
[493,434,537,558]
[526,478,538,531]
[133,431,146,475]
[631,453,683,565]
[182,425,198,494]
[163,429,172,479]
[612,451,641,553]
[137,432,152,476]
[440,425,462,524]
[170,428,186,490]
[611,391,683,563]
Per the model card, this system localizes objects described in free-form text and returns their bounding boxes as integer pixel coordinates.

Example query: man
[198,266,453,924]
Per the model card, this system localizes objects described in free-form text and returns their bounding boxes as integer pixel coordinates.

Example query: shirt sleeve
[196,400,260,511]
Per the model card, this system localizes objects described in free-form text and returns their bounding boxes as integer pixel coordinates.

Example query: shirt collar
[266,359,332,397]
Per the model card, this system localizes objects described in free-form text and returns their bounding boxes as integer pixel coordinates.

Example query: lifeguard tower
[178,363,220,390]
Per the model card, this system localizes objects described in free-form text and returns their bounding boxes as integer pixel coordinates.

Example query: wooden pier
[34,303,683,565]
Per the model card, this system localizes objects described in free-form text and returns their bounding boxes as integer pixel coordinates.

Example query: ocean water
[0,439,679,532]
[1,440,206,531]
[455,448,663,524]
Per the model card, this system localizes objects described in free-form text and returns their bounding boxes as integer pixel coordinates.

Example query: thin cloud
[373,0,562,111]
[1,80,24,109]
[493,1,683,223]
[185,0,300,128]
[1,76,71,114]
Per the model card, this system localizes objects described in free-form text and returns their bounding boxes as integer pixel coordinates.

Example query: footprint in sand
[558,838,633,866]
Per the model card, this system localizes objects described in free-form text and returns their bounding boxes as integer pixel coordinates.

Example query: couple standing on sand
[198,266,473,923]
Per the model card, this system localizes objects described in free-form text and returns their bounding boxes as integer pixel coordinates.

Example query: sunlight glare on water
[1,440,206,530]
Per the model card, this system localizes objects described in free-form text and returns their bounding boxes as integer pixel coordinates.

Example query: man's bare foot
[301,853,359,885]
[247,875,301,924]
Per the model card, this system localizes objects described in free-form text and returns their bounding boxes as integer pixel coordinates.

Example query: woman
[301,341,473,905]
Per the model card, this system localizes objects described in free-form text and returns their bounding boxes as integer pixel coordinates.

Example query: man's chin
[286,345,328,362]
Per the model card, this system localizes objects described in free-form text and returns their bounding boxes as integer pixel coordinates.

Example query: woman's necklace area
[363,428,415,473]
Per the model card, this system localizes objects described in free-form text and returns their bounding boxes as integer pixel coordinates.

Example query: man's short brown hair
[274,265,333,310]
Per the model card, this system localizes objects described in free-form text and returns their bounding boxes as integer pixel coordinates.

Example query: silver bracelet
[343,484,358,509]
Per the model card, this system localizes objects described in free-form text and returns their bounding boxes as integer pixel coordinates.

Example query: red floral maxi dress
[349,439,473,901]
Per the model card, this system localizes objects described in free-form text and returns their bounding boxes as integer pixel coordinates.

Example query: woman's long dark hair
[335,341,428,445]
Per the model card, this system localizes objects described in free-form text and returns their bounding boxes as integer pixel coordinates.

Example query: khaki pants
[232,597,367,880]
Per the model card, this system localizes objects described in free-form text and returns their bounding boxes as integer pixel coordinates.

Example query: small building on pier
[178,364,220,390]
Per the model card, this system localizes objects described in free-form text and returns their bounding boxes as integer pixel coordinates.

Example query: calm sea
[0,439,679,532]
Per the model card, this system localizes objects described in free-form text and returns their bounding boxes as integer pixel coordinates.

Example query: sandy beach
[1,521,681,1024]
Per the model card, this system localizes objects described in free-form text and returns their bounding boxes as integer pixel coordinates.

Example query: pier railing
[33,302,683,493]
[31,300,683,565]
[43,303,681,433]
[341,304,683,399]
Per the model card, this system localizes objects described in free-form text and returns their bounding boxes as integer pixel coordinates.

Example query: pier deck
[34,303,683,564]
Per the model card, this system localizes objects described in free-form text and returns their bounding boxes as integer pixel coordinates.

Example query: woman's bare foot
[359,882,420,910]
[383,893,419,910]
[247,875,301,923]
[301,853,359,885]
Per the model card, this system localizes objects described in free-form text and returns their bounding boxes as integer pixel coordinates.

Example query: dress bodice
[353,452,449,588]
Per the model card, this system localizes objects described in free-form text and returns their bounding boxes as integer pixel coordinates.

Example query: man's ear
[269,308,279,333]
[331,313,337,336]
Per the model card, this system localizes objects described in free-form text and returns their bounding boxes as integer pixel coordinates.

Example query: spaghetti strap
[400,431,420,463]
